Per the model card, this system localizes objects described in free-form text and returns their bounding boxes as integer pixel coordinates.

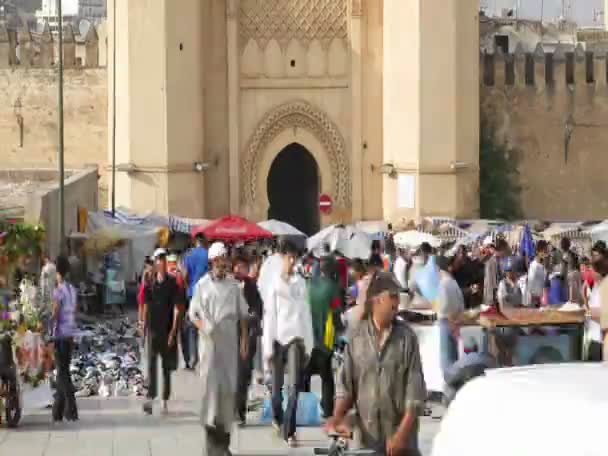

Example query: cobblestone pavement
[0,368,443,455]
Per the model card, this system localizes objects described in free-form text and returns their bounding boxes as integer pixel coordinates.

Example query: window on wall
[566,52,575,85]
[524,54,534,86]
[586,52,595,83]
[545,53,554,85]
[494,35,509,54]
[505,55,515,85]
[484,53,494,86]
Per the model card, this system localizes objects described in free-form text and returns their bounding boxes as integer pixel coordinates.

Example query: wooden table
[479,308,585,367]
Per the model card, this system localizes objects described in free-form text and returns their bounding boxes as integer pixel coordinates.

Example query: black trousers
[236,333,258,418]
[53,337,78,421]
[205,425,232,456]
[146,335,176,401]
[302,347,335,418]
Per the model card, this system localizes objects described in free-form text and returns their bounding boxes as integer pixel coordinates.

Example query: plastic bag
[259,391,321,426]
[414,255,441,302]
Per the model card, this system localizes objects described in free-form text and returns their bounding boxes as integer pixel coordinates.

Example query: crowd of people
[134,233,428,455]
[42,227,608,455]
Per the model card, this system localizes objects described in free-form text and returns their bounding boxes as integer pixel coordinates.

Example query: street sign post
[319,194,332,214]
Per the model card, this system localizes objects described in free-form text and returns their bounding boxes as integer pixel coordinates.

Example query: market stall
[479,307,585,367]
[0,222,55,427]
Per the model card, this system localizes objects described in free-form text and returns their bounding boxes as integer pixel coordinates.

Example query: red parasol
[191,215,273,242]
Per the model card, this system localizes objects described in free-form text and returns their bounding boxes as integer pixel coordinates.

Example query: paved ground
[0,368,443,455]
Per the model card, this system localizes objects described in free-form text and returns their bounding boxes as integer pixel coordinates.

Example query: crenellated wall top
[0,21,106,68]
[481,42,608,89]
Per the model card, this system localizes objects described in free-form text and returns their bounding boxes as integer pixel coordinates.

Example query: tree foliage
[479,121,522,221]
[0,222,45,263]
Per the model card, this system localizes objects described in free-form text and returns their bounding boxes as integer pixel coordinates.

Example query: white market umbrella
[394,230,441,249]
[354,220,388,237]
[307,225,372,259]
[587,220,608,243]
[258,219,306,237]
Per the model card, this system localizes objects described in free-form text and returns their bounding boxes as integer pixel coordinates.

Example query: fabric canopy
[307,224,372,259]
[394,230,441,248]
[192,215,273,242]
[258,219,306,237]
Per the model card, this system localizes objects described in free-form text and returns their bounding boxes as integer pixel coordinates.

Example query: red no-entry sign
[319,194,332,214]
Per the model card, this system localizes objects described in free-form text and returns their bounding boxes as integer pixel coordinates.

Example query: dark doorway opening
[267,143,320,236]
[494,35,509,54]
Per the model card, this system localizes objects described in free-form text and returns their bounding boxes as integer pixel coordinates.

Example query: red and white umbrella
[191,215,273,242]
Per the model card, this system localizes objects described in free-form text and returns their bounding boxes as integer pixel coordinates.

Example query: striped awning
[169,215,210,234]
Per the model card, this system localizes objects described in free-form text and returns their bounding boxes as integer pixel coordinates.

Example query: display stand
[479,309,585,367]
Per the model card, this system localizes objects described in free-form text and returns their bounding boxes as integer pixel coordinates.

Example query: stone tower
[382,0,480,221]
[108,0,479,222]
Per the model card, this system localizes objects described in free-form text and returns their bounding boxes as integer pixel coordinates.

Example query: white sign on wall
[397,174,415,209]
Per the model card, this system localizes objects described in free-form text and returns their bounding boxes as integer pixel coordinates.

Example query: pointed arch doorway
[267,143,320,236]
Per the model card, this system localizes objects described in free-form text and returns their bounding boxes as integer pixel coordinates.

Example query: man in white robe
[189,242,249,456]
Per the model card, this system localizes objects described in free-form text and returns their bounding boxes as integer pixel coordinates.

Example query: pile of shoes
[51,318,146,398]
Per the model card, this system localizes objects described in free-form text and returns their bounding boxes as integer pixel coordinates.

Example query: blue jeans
[439,319,459,381]
[271,339,305,441]
[180,316,198,367]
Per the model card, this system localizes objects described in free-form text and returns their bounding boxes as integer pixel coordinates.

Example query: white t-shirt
[527,260,546,298]
[262,274,314,361]
[393,256,408,289]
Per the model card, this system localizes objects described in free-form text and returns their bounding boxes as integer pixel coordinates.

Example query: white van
[432,363,607,456]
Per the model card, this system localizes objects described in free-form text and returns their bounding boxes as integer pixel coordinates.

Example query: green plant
[0,222,45,262]
[479,121,522,221]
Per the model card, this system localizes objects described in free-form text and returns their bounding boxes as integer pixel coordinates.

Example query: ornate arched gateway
[241,100,351,222]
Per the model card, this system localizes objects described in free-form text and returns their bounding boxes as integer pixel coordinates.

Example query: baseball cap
[153,248,167,259]
[366,272,401,299]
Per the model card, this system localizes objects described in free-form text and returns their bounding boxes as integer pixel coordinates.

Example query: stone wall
[481,44,608,220]
[0,23,108,207]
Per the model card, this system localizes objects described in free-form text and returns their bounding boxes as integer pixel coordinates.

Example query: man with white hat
[189,242,249,455]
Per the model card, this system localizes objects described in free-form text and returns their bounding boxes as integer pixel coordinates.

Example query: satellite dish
[79,19,91,37]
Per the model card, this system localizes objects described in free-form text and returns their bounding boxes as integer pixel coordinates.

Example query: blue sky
[482,0,604,26]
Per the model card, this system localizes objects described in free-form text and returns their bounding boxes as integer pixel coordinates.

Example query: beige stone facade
[0,23,108,206]
[107,0,480,232]
[482,46,608,220]
[6,4,608,228]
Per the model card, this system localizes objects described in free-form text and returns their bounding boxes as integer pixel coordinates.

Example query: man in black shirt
[141,249,183,415]
[233,256,262,424]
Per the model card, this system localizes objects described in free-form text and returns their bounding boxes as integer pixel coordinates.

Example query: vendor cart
[479,308,585,367]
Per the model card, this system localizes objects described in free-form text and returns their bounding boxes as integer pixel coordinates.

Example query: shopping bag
[414,255,441,302]
[259,391,321,426]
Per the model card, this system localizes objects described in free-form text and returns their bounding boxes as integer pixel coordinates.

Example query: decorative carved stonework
[241,100,351,208]
[239,0,347,50]
[351,0,362,17]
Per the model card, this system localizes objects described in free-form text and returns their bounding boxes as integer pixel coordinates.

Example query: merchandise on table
[61,318,145,398]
